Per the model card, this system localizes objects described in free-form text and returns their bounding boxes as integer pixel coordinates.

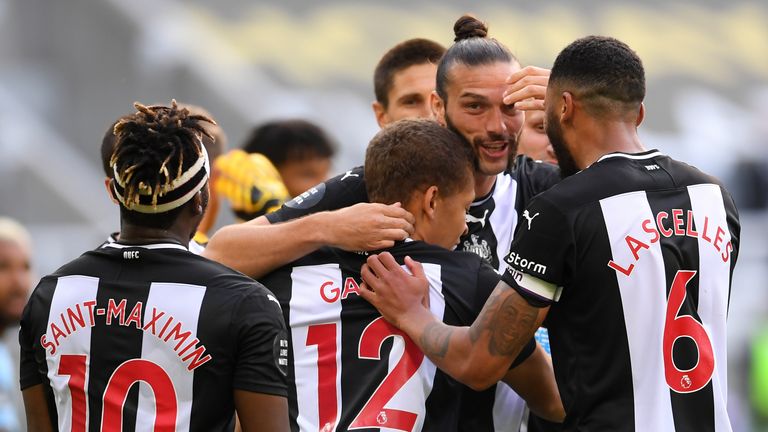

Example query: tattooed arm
[360,252,549,390]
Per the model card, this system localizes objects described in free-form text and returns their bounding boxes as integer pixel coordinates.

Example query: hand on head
[503,66,551,110]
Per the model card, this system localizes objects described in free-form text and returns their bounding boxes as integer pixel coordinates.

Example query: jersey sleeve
[231,285,289,397]
[265,166,368,223]
[19,279,53,390]
[501,195,573,306]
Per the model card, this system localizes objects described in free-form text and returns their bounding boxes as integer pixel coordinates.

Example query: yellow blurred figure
[214,149,290,221]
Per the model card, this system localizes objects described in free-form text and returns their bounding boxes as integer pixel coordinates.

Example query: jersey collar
[102,242,188,251]
[596,149,663,163]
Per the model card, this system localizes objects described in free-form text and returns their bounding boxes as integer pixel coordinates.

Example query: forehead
[0,240,29,261]
[447,61,519,97]
[389,63,437,97]
[525,110,545,124]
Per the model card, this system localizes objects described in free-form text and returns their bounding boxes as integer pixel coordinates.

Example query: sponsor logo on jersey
[273,330,289,376]
[505,251,547,275]
[607,209,733,277]
[465,209,489,228]
[319,277,361,303]
[462,234,493,264]
[285,183,327,209]
[522,210,540,230]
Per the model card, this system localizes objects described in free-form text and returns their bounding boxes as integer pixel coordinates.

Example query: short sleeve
[232,287,289,397]
[473,260,501,316]
[19,282,49,390]
[265,166,368,223]
[501,196,573,305]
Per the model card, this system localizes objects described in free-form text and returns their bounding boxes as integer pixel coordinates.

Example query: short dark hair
[374,38,446,108]
[436,15,517,101]
[550,36,646,118]
[365,119,474,204]
[111,101,214,230]
[241,119,336,167]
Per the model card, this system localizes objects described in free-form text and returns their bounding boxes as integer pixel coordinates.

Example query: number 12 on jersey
[306,317,425,432]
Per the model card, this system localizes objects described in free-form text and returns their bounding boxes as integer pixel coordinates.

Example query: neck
[118,223,191,247]
[474,172,497,198]
[573,120,645,170]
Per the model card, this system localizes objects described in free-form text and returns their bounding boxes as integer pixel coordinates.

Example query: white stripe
[136,282,207,432]
[289,264,343,432]
[487,173,518,275]
[597,150,663,163]
[102,242,188,251]
[687,184,733,432]
[45,275,99,432]
[600,191,675,430]
[512,271,561,302]
[380,263,445,431]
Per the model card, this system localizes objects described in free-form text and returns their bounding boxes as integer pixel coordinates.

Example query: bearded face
[545,102,580,178]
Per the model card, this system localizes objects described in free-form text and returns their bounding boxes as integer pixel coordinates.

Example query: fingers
[511,98,546,112]
[377,252,402,272]
[505,65,551,85]
[381,203,416,226]
[503,65,551,107]
[365,253,390,283]
[404,256,425,280]
[503,84,548,108]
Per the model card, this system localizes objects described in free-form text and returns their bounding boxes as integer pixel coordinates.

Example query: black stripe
[87,277,151,432]
[646,190,715,432]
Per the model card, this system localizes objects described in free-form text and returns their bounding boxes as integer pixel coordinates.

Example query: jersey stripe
[688,184,733,432]
[289,264,343,432]
[46,276,99,432]
[600,191,674,431]
[487,173,518,275]
[136,282,207,432]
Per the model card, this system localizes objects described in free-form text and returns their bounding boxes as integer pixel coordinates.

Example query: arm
[234,390,289,432]
[360,253,548,390]
[502,343,564,423]
[203,202,414,278]
[22,385,53,432]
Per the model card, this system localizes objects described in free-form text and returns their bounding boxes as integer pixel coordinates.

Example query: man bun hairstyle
[365,119,475,205]
[374,38,446,108]
[550,36,646,118]
[436,14,517,100]
[110,100,215,229]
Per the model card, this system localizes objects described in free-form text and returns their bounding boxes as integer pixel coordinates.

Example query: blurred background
[0,0,765,429]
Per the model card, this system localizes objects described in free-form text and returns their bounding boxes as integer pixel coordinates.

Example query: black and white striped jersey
[19,242,288,432]
[258,241,535,432]
[502,150,741,431]
[101,233,206,255]
[263,157,560,432]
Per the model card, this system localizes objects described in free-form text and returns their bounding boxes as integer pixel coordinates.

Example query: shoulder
[508,155,561,192]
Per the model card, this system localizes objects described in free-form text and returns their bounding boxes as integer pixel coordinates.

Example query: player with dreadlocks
[20,101,290,432]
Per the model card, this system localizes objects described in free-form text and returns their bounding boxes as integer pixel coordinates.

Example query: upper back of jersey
[259,241,499,432]
[20,243,288,432]
[503,150,741,431]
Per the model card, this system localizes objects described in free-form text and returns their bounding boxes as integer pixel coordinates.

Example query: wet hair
[110,100,214,229]
[241,119,336,167]
[374,38,446,108]
[365,119,474,204]
[436,15,517,101]
[549,36,646,118]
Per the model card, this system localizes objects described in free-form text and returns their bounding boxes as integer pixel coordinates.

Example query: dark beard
[444,112,517,172]
[546,110,580,178]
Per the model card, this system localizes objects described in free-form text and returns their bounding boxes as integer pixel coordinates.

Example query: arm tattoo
[420,322,453,358]
[469,284,539,357]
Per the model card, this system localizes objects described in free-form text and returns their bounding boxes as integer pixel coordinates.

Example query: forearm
[502,344,564,422]
[204,213,334,278]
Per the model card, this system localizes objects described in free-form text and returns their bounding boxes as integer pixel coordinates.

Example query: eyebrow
[395,93,424,103]
[458,92,489,101]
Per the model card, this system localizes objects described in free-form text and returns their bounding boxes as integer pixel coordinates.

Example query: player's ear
[431,92,446,127]
[372,101,389,128]
[105,178,119,204]
[636,103,645,127]
[561,91,574,123]
[422,185,439,219]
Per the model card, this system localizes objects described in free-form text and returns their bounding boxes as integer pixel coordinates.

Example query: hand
[326,203,415,251]
[359,253,430,329]
[503,66,551,111]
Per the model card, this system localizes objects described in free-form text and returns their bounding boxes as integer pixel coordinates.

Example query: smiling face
[436,61,524,178]
[374,62,438,127]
